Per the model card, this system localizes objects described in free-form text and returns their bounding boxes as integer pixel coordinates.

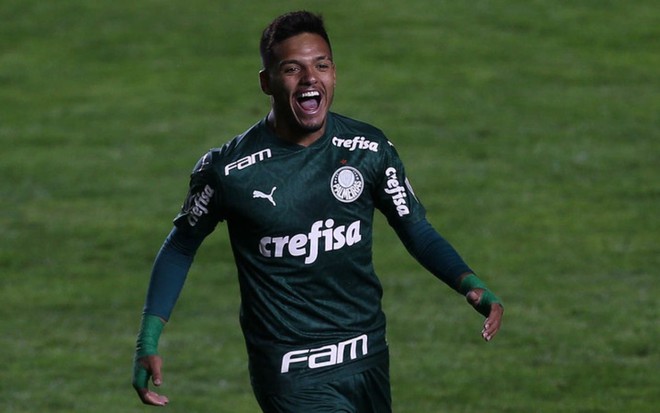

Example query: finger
[482,321,497,341]
[142,389,169,406]
[482,320,497,341]
[136,386,169,406]
[482,305,503,341]
[133,356,168,405]
[466,289,492,317]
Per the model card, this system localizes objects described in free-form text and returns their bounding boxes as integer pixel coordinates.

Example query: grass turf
[1,1,658,411]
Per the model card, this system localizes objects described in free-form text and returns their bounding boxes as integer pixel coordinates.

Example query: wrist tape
[136,314,165,358]
[459,274,503,311]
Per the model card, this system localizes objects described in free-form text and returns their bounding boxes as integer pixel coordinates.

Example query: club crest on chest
[330,166,364,203]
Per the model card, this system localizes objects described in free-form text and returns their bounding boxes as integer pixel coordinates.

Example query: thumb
[151,359,163,387]
[466,290,481,306]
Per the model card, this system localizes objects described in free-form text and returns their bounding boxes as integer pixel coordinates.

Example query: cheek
[325,73,337,92]
[271,79,296,98]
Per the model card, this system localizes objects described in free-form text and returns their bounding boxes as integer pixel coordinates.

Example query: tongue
[299,98,319,112]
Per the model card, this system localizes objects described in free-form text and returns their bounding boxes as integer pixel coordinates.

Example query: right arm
[144,227,205,320]
[132,149,223,406]
[132,227,206,406]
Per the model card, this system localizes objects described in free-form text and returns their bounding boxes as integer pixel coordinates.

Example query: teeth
[300,91,320,98]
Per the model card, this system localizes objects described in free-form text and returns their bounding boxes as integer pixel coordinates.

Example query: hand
[132,355,169,406]
[466,289,503,342]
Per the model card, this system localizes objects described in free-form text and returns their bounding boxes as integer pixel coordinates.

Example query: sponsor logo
[332,136,379,152]
[384,167,410,216]
[281,334,368,373]
[331,166,364,203]
[253,186,277,206]
[186,184,215,227]
[224,148,272,176]
[259,219,362,265]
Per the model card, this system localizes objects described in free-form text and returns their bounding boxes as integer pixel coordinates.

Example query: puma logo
[253,186,277,206]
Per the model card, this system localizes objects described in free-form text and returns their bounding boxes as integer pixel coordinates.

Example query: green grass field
[1,1,658,412]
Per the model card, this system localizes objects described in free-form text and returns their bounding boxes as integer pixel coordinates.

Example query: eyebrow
[278,55,333,67]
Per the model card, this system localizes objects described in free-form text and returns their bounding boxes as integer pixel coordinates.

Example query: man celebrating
[132,11,503,413]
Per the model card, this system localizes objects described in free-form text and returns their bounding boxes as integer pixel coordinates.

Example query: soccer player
[132,10,503,413]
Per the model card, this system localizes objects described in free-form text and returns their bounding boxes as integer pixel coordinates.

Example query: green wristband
[459,274,503,314]
[135,314,165,358]
[479,289,502,307]
[458,274,487,295]
[132,358,149,389]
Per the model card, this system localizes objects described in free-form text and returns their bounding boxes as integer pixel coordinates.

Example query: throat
[267,111,326,147]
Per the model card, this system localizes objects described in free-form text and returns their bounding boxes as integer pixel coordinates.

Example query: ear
[259,69,271,95]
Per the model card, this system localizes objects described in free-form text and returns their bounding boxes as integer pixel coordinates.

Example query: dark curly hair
[260,11,332,70]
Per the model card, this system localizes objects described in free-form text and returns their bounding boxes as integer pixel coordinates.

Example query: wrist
[458,274,503,308]
[136,314,165,358]
[458,273,486,294]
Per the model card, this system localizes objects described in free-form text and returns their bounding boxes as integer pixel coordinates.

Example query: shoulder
[191,119,270,176]
[328,112,395,153]
[330,112,387,140]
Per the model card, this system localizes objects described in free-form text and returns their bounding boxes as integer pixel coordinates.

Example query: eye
[282,64,300,74]
[317,61,333,71]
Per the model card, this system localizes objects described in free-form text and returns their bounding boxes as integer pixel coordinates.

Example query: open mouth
[296,90,321,113]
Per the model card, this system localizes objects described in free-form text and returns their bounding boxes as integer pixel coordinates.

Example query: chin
[301,120,324,132]
[298,112,328,131]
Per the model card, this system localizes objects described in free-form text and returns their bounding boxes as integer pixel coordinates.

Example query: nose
[300,66,318,85]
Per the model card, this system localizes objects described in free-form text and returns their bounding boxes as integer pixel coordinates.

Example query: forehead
[271,32,332,64]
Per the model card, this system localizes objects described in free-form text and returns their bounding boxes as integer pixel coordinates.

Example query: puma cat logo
[253,186,277,206]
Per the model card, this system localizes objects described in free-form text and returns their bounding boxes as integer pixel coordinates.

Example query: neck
[267,111,326,147]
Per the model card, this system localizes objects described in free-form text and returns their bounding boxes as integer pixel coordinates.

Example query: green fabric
[135,314,164,357]
[132,314,165,389]
[132,356,149,389]
[458,274,502,315]
[171,113,421,392]
[458,273,488,294]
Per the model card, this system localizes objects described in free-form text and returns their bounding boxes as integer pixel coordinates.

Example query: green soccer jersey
[174,112,426,394]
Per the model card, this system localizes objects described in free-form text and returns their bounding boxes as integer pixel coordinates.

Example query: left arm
[457,273,504,341]
[373,138,503,340]
[394,218,503,341]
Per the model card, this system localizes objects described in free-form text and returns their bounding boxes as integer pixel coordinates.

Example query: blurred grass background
[1,0,658,412]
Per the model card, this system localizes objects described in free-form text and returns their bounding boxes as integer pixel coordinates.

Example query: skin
[259,32,336,147]
[457,272,504,342]
[134,33,338,407]
[134,353,168,406]
[133,31,503,407]
[133,281,504,407]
